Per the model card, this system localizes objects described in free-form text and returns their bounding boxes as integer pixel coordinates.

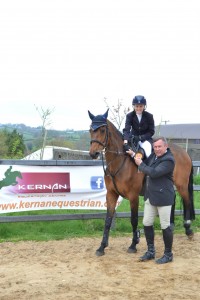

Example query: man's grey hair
[153,136,168,145]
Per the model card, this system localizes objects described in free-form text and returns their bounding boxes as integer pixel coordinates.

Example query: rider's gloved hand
[123,143,130,152]
[133,135,141,144]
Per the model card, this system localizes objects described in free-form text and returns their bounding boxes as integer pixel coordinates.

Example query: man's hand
[126,149,135,157]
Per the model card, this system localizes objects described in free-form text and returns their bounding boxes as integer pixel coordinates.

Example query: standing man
[126,136,175,264]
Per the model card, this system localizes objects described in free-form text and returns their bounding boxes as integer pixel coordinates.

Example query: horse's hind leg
[96,208,115,256]
[178,189,194,239]
[175,164,195,239]
[183,200,194,239]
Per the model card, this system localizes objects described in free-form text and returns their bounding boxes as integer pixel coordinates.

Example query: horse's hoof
[127,247,137,253]
[186,229,194,239]
[96,250,105,256]
[187,232,194,240]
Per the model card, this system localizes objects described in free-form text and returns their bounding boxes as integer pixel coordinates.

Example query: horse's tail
[183,164,195,220]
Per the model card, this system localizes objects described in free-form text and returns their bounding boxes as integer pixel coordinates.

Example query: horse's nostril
[89,152,100,159]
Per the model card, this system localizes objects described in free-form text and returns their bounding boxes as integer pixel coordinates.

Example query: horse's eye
[100,128,105,134]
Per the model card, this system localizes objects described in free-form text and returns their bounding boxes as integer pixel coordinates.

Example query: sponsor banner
[0,165,122,213]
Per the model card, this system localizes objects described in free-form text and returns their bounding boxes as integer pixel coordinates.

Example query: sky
[0,0,199,131]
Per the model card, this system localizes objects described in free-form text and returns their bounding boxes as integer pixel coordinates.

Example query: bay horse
[88,109,195,256]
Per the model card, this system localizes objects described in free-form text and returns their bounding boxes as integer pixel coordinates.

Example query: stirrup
[139,250,155,262]
[155,253,173,264]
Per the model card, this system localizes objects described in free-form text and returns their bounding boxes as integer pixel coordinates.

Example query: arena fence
[0,160,199,223]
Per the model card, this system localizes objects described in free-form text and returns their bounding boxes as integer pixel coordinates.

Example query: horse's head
[88,109,109,159]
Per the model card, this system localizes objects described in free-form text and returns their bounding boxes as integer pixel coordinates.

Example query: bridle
[90,124,125,155]
[90,123,127,197]
[90,124,109,150]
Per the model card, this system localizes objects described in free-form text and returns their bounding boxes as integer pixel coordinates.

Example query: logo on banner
[90,176,104,190]
[0,166,22,190]
[7,172,71,194]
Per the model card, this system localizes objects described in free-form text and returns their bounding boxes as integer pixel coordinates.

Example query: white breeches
[138,140,152,158]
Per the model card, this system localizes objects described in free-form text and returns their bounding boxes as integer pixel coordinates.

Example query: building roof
[156,124,200,139]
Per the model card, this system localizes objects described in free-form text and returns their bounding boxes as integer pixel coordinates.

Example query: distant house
[155,123,200,161]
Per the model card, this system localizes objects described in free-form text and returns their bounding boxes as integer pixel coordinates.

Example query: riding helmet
[132,95,146,105]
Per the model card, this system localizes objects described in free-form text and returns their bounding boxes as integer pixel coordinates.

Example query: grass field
[0,190,199,243]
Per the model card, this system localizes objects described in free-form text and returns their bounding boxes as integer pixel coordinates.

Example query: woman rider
[123,95,155,158]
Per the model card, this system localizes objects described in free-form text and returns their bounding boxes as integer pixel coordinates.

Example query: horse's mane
[107,119,123,140]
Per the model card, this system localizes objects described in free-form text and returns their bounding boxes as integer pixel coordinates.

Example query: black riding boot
[139,226,155,262]
[156,226,173,264]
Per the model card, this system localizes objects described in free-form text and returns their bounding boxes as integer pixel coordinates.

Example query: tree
[34,105,55,159]
[6,129,26,159]
[0,130,9,158]
[103,98,130,130]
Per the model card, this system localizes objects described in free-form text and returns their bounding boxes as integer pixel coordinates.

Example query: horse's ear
[103,109,109,120]
[88,110,95,120]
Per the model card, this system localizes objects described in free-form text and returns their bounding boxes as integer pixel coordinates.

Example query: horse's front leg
[128,200,140,253]
[170,197,176,231]
[96,208,115,256]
